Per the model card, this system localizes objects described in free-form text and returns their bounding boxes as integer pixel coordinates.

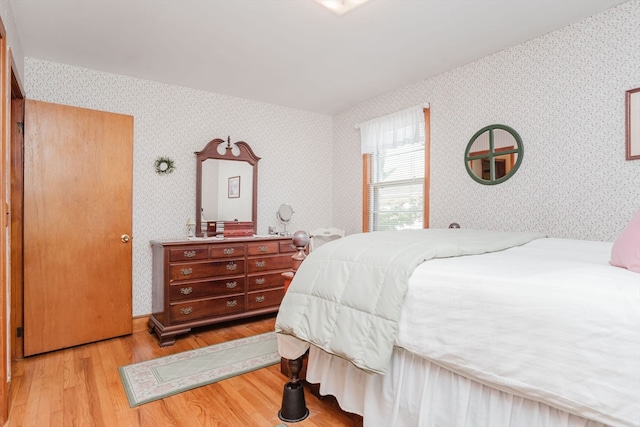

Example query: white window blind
[359,106,426,232]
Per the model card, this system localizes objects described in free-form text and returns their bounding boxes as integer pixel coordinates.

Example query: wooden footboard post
[282,230,309,293]
[279,230,310,423]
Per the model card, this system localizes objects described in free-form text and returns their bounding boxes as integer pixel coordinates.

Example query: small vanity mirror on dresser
[276,204,294,236]
[196,137,260,236]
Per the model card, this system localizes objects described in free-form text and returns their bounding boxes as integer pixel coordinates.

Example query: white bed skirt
[306,345,608,427]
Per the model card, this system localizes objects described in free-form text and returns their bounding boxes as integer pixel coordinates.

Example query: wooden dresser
[148,236,295,346]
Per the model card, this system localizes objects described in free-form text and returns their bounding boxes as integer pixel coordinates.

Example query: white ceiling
[9,0,627,115]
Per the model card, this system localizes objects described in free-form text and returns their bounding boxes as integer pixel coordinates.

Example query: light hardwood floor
[6,314,362,427]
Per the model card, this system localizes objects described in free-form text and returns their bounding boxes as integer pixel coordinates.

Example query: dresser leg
[147,316,191,346]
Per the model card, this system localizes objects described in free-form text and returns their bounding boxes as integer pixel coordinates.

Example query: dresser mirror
[195,137,260,237]
[464,124,523,185]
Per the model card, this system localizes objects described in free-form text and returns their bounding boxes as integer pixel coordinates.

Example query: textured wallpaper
[18,0,640,316]
[332,0,640,242]
[23,59,334,316]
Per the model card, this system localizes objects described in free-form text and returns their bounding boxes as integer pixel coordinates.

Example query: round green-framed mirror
[464,124,523,185]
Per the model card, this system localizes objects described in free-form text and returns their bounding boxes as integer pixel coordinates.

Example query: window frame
[363,108,430,232]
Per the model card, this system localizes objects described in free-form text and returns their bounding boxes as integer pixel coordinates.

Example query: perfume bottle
[186,217,195,237]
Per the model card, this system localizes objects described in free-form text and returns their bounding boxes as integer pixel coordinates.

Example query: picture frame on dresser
[626,87,640,160]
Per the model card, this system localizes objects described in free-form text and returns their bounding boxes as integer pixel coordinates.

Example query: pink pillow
[610,210,640,273]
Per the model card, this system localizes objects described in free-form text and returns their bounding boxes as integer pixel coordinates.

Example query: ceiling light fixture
[314,0,370,16]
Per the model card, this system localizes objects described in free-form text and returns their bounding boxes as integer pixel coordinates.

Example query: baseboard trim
[132,315,151,333]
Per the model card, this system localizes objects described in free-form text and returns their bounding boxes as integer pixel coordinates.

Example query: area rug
[119,331,279,407]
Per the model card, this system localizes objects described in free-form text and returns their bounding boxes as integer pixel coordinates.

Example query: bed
[275,225,640,427]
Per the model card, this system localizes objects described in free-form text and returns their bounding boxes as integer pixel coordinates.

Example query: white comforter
[397,238,640,427]
[276,229,544,374]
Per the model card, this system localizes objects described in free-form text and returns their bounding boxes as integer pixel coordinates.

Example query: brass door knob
[121,234,131,243]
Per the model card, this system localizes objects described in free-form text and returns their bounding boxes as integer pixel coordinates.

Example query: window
[366,139,425,231]
[360,107,429,232]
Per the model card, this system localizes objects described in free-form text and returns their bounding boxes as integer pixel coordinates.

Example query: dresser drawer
[151,237,292,346]
[169,295,245,323]
[247,241,279,255]
[247,254,292,273]
[210,244,245,259]
[170,260,245,281]
[247,271,285,291]
[169,246,209,262]
[247,288,284,310]
[279,241,297,253]
[169,277,246,301]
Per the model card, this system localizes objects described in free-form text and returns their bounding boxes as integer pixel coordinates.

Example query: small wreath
[154,157,175,174]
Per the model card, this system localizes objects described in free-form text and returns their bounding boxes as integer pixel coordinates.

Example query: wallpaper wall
[15,0,640,317]
[23,59,334,316]
[332,0,640,242]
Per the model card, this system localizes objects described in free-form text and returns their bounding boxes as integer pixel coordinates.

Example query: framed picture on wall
[626,87,640,160]
[228,176,240,198]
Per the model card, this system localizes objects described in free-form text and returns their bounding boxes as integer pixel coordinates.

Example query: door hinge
[16,327,23,338]
[17,122,24,134]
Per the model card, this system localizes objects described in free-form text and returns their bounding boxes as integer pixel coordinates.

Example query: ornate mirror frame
[464,124,523,185]
[195,137,260,237]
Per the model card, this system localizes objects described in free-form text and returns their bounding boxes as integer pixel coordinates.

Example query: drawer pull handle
[255,296,266,303]
[184,250,196,258]
[226,262,237,271]
[180,287,193,295]
[180,268,193,276]
[180,307,193,315]
[289,244,295,250]
[258,245,268,252]
[255,278,265,285]
[226,281,238,289]
[224,248,235,255]
[227,300,238,307]
[255,261,266,268]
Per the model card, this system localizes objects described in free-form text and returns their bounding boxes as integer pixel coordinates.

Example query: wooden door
[23,100,133,356]
[0,20,9,424]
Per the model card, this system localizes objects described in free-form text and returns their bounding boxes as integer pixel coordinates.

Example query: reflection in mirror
[464,125,523,185]
[201,160,254,222]
[195,137,260,237]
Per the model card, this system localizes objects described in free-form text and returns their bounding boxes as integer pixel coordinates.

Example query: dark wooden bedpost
[282,230,309,292]
[279,230,310,423]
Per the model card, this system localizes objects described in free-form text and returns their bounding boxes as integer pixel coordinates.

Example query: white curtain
[359,105,426,154]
